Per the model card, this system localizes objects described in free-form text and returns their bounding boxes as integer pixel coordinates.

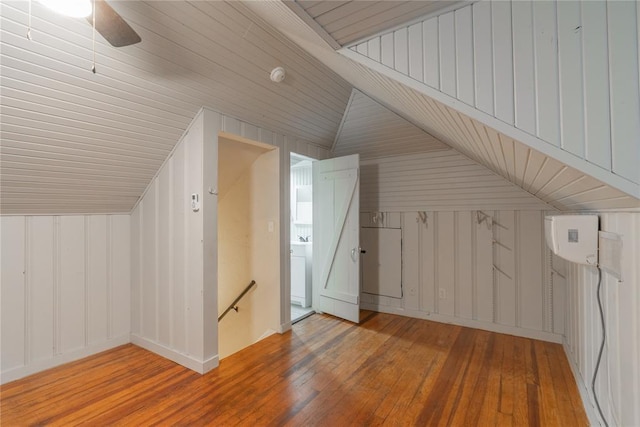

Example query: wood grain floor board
[0,311,588,426]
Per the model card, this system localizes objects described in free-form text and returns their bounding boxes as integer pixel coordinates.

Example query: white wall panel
[512,0,536,135]
[28,217,54,362]
[341,0,640,194]
[361,210,561,343]
[533,0,560,147]
[58,216,86,354]
[422,18,440,89]
[491,1,515,125]
[563,212,640,427]
[607,1,640,185]
[455,6,474,106]
[1,217,26,372]
[0,214,130,383]
[472,1,493,115]
[557,1,585,158]
[438,12,456,98]
[87,216,108,345]
[360,150,551,212]
[130,107,330,371]
[581,1,611,170]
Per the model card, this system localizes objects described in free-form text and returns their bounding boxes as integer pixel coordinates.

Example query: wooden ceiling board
[243,0,640,211]
[292,0,469,47]
[1,0,352,214]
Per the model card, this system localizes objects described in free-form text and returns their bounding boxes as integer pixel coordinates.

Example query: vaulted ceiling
[0,0,351,214]
[1,0,638,215]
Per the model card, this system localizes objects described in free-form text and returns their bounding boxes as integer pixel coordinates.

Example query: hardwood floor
[1,311,588,426]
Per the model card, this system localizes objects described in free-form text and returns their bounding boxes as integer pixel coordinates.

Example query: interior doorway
[217,134,280,358]
[290,153,315,323]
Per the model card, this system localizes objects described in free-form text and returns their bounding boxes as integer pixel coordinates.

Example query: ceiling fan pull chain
[91,0,96,73]
[26,0,32,40]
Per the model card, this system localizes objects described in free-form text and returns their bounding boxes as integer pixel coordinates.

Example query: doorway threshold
[291,304,314,324]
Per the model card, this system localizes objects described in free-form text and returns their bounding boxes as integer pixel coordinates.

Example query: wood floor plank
[0,312,588,426]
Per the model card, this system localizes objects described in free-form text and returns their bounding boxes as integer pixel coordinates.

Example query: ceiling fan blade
[86,0,141,47]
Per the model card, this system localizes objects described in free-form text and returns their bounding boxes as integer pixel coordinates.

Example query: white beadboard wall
[1,214,130,383]
[131,107,331,372]
[360,210,562,342]
[348,0,640,188]
[290,161,313,243]
[563,213,640,427]
[360,150,552,212]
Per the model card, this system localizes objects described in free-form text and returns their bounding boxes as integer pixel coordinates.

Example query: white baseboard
[130,335,219,374]
[0,334,130,385]
[562,340,600,426]
[279,322,292,333]
[361,303,563,344]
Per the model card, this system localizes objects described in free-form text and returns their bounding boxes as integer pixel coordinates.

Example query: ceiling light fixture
[270,67,286,83]
[38,0,92,18]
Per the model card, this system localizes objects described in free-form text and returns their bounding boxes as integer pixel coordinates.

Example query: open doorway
[290,153,315,323]
[217,134,280,358]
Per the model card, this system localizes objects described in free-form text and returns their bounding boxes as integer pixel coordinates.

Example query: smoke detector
[270,67,286,83]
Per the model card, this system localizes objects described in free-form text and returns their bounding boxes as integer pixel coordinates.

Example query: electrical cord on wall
[592,266,608,427]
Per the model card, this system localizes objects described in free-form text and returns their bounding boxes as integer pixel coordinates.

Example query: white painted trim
[331,89,358,152]
[279,321,292,333]
[1,212,131,217]
[361,303,563,344]
[131,334,219,375]
[562,340,599,426]
[339,48,640,199]
[0,334,130,385]
[282,0,342,50]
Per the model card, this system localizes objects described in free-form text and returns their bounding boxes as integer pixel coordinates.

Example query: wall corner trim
[131,335,217,375]
[562,340,600,426]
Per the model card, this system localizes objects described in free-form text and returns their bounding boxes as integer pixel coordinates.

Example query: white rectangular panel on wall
[494,211,516,326]
[401,213,420,312]
[157,165,171,347]
[1,217,26,371]
[87,216,108,346]
[472,1,494,115]
[28,216,55,362]
[512,0,536,135]
[361,227,402,299]
[533,0,560,147]
[608,1,640,184]
[517,211,544,331]
[491,0,514,125]
[408,23,423,81]
[59,216,86,354]
[436,212,455,316]
[557,0,585,158]
[581,1,611,170]
[455,212,473,319]
[438,12,456,97]
[110,215,130,338]
[422,18,439,88]
[474,214,494,322]
[455,6,474,106]
[141,182,157,341]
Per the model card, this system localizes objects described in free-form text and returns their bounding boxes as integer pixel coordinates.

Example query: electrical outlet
[439,288,446,299]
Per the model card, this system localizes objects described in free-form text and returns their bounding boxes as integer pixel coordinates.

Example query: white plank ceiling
[242,0,640,211]
[333,89,447,158]
[0,0,352,214]
[288,0,468,47]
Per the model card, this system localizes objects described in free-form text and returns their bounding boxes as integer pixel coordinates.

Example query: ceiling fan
[87,0,141,47]
[37,0,141,47]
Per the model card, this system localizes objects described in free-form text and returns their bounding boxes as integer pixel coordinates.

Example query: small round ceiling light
[270,67,286,83]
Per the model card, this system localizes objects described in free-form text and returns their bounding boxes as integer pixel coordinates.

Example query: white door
[312,154,360,323]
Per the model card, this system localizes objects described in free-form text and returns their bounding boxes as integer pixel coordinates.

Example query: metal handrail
[218,280,256,322]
